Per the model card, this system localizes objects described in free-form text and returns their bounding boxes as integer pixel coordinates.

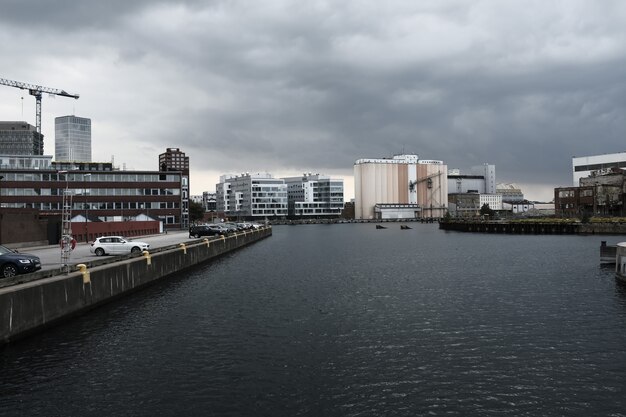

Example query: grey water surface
[1,223,625,417]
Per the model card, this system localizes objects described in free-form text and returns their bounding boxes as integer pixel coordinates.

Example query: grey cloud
[2,0,626,201]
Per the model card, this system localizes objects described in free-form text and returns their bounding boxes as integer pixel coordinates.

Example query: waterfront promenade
[22,230,194,273]
[0,227,272,344]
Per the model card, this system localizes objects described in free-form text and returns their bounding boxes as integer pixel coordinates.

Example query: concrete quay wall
[439,221,626,234]
[0,228,271,345]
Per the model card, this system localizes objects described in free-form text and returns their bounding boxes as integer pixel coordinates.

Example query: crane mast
[0,77,79,151]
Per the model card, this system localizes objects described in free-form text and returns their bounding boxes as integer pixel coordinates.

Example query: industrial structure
[354,154,448,220]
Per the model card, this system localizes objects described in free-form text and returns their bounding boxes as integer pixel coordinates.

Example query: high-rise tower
[55,115,91,162]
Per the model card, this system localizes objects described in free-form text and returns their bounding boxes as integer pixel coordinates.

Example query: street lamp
[57,170,72,274]
[83,173,91,242]
[0,175,4,245]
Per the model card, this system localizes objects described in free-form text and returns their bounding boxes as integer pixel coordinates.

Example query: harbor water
[1,223,626,416]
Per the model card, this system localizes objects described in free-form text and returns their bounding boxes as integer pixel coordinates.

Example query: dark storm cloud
[1,0,625,199]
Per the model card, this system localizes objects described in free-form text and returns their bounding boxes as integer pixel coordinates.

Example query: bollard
[142,250,152,265]
[179,243,187,254]
[76,264,90,284]
[203,238,210,247]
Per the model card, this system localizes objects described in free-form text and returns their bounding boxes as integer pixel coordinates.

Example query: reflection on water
[2,224,626,417]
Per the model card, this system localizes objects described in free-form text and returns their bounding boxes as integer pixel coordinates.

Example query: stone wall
[0,227,271,344]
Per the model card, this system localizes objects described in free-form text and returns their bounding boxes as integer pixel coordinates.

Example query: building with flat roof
[354,154,448,219]
[497,183,525,203]
[0,160,185,230]
[0,122,43,155]
[216,173,288,219]
[282,173,344,218]
[55,116,91,162]
[159,148,190,228]
[572,152,626,185]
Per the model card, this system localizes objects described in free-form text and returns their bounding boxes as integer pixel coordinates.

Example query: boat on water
[376,225,386,229]
[615,242,626,283]
[400,225,412,230]
[601,241,617,264]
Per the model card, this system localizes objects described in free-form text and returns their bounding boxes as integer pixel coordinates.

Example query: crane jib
[0,76,80,136]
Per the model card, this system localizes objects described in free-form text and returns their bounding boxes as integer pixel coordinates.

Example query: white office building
[55,115,91,162]
[283,174,344,218]
[572,152,626,185]
[216,173,288,219]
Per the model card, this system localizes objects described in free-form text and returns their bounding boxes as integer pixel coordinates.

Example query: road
[20,231,194,272]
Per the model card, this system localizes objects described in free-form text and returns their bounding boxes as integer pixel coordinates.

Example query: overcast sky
[1,0,625,201]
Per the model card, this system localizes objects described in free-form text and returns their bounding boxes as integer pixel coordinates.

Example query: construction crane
[0,77,79,149]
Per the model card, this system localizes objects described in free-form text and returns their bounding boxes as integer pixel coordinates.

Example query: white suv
[90,236,150,256]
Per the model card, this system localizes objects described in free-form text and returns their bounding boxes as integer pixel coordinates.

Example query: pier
[0,227,272,345]
[439,220,626,235]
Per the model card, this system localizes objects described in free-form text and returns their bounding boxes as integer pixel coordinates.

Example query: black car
[0,245,42,278]
[189,224,228,238]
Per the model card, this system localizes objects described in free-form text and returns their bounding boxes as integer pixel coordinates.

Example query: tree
[189,200,205,223]
[480,203,495,218]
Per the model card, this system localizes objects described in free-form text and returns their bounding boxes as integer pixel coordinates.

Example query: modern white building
[572,152,626,185]
[282,173,344,218]
[216,173,288,219]
[354,154,448,219]
[55,115,91,162]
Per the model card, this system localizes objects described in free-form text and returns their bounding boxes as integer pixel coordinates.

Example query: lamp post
[0,175,4,245]
[57,170,72,274]
[83,173,91,242]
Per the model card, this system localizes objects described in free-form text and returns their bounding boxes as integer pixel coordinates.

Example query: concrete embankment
[439,221,626,234]
[0,227,271,345]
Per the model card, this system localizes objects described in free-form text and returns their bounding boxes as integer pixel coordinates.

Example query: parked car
[221,223,240,233]
[90,236,150,256]
[189,224,228,238]
[0,245,42,278]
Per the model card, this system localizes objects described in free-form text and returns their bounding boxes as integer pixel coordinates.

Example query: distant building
[159,148,190,228]
[480,194,503,210]
[191,192,217,212]
[0,155,52,170]
[502,201,535,214]
[447,163,496,194]
[203,192,217,212]
[572,152,626,186]
[448,193,481,217]
[471,164,497,194]
[55,116,91,162]
[282,173,344,218]
[216,173,288,219]
[496,183,524,203]
[354,154,448,219]
[555,168,626,217]
[0,122,43,155]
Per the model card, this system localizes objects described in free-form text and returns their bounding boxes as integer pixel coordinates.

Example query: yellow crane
[0,77,79,151]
